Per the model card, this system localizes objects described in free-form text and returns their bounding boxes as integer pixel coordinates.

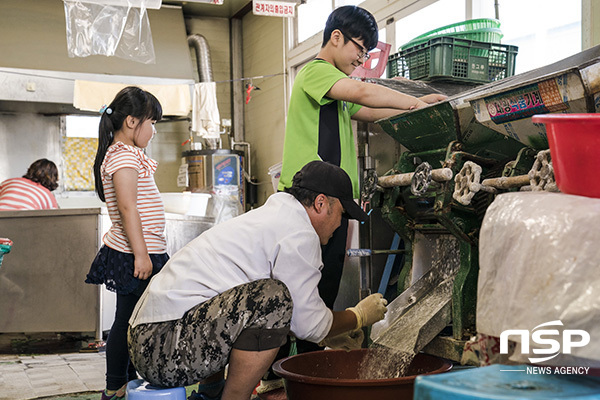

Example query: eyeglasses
[340,31,371,61]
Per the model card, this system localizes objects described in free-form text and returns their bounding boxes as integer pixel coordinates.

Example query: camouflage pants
[128,279,292,387]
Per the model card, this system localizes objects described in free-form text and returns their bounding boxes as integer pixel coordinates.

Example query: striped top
[0,177,59,210]
[102,142,167,254]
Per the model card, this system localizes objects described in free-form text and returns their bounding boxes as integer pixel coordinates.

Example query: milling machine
[363,44,600,362]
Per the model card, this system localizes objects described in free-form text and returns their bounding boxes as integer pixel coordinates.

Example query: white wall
[242,14,288,206]
[0,114,61,187]
[0,0,193,80]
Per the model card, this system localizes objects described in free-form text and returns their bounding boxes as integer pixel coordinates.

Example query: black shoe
[187,380,225,400]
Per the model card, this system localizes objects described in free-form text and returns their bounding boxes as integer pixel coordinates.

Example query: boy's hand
[410,100,430,110]
[419,93,448,104]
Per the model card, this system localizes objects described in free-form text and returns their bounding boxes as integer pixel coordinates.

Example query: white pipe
[378,167,453,188]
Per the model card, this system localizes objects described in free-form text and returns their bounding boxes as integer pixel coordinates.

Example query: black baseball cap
[292,161,369,222]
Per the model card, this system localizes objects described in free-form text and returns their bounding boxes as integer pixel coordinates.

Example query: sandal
[100,384,127,400]
[100,390,122,400]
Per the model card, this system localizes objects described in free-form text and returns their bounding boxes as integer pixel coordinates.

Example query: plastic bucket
[273,349,452,400]
[532,113,600,198]
[0,238,13,269]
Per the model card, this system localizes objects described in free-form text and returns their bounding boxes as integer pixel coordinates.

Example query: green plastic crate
[401,28,503,49]
[402,18,501,49]
[388,36,518,84]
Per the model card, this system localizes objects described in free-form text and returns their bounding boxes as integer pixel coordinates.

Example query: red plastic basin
[532,113,600,198]
[272,349,452,400]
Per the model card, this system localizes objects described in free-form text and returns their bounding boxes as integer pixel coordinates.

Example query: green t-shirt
[278,59,362,198]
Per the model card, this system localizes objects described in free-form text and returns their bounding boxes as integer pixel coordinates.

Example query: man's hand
[319,329,364,351]
[347,293,388,329]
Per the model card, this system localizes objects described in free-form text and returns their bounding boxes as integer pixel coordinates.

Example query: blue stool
[414,364,600,399]
[126,379,187,400]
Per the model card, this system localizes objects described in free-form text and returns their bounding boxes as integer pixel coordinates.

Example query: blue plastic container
[0,242,11,269]
[414,364,600,399]
[126,379,186,400]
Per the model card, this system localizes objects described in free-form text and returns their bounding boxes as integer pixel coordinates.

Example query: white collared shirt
[130,192,333,343]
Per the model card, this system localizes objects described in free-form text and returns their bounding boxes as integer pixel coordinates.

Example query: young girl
[85,86,169,400]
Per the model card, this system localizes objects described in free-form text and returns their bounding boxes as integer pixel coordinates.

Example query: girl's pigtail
[94,111,115,202]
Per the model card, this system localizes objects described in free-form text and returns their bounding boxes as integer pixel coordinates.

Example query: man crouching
[128,161,388,399]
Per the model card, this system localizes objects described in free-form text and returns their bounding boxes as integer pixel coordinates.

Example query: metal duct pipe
[187,34,214,82]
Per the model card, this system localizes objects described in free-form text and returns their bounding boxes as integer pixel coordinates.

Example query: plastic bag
[478,191,600,367]
[63,0,158,64]
[207,186,243,225]
[267,162,282,193]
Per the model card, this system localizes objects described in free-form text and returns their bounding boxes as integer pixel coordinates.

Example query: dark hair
[24,158,59,191]
[285,169,335,208]
[285,186,319,208]
[322,6,378,51]
[93,86,162,202]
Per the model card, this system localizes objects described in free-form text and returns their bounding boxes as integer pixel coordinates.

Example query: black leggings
[106,292,141,390]
[89,247,169,391]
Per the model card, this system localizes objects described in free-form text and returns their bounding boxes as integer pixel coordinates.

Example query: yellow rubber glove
[318,329,364,351]
[346,293,388,329]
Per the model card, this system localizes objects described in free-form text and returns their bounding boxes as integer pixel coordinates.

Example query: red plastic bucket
[532,113,600,198]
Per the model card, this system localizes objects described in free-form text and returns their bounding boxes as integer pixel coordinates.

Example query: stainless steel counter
[0,208,214,335]
[0,208,103,333]
[164,212,214,256]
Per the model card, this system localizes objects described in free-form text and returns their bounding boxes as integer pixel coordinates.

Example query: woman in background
[85,86,169,400]
[0,158,59,210]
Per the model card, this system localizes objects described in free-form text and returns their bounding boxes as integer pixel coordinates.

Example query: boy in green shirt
[279,6,445,197]
[272,4,446,375]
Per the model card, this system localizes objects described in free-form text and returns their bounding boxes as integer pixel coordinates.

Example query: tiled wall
[62,137,97,191]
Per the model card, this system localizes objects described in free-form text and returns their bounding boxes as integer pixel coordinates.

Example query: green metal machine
[367,44,600,361]
[373,103,527,348]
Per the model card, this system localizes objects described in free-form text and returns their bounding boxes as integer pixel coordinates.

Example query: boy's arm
[327,77,426,110]
[351,106,409,122]
[327,77,446,122]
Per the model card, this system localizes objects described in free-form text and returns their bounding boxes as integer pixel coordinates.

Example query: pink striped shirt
[102,142,167,254]
[0,177,59,210]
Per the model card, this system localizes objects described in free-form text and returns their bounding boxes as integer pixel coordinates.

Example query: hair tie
[99,105,113,115]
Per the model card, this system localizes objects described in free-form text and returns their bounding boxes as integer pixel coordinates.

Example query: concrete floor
[0,351,278,400]
[0,352,105,400]
[0,352,220,400]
